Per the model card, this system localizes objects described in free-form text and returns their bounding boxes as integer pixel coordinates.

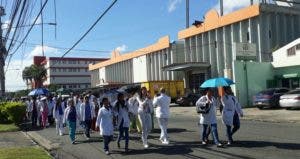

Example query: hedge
[0,102,26,124]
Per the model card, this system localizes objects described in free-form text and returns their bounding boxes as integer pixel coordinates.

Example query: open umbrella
[200,77,234,88]
[28,88,49,96]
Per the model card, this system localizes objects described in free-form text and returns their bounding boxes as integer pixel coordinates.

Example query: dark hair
[102,97,109,103]
[139,87,147,98]
[204,88,212,94]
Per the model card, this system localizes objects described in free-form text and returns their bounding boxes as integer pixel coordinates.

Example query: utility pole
[0,6,6,97]
[186,0,189,28]
[220,0,224,16]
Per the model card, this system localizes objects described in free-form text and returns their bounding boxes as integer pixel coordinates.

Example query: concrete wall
[233,61,274,107]
[133,55,148,83]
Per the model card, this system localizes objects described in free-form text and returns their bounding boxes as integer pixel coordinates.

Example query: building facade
[89,36,185,87]
[170,3,300,106]
[272,38,300,89]
[34,56,107,89]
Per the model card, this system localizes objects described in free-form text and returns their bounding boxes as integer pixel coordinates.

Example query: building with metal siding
[167,3,300,94]
[89,36,184,87]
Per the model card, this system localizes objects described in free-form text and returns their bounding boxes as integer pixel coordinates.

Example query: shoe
[216,143,223,147]
[86,137,90,140]
[117,142,120,148]
[105,151,110,155]
[202,141,207,145]
[227,141,232,145]
[144,144,149,148]
[71,141,75,145]
[59,133,63,136]
[162,140,169,145]
[125,148,129,153]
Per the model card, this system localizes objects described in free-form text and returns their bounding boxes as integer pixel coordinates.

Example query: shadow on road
[230,140,300,150]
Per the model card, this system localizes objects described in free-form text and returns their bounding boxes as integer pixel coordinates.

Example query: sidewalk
[0,131,35,148]
[170,105,300,123]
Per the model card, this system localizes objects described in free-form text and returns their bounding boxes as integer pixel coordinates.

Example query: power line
[5,0,49,72]
[49,0,118,68]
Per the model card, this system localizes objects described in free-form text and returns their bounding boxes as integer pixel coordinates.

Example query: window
[62,61,66,64]
[247,32,250,41]
[58,68,61,72]
[85,68,88,72]
[296,44,300,50]
[85,61,88,64]
[78,68,81,72]
[287,47,296,56]
[69,68,72,72]
[63,68,66,72]
[52,68,56,72]
[78,61,81,64]
[164,53,168,61]
[269,30,272,39]
[69,61,72,64]
[73,68,76,72]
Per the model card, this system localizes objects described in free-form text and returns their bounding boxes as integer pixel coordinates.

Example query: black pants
[31,111,38,127]
[103,135,113,151]
[48,115,54,125]
[84,120,92,138]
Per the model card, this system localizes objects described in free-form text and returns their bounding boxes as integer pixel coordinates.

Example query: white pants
[55,115,64,135]
[157,118,168,142]
[138,112,152,145]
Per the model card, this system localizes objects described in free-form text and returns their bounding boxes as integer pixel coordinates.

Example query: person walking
[53,98,65,136]
[40,97,49,128]
[127,92,139,133]
[221,86,243,145]
[113,93,130,152]
[96,97,114,155]
[80,96,95,140]
[153,88,171,145]
[75,96,84,132]
[91,97,100,132]
[137,87,153,148]
[196,88,223,147]
[63,99,77,144]
[47,96,55,126]
[30,97,38,127]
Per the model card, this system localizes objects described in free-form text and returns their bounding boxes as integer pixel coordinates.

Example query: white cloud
[25,45,59,60]
[167,0,182,13]
[213,0,259,15]
[115,44,128,53]
[5,45,60,91]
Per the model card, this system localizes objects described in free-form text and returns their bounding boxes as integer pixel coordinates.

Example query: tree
[22,64,47,89]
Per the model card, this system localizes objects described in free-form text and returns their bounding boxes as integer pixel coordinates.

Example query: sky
[3,0,259,92]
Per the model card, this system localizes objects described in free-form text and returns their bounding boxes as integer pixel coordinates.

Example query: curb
[24,131,60,151]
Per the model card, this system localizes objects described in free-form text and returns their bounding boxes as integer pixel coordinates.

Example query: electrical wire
[49,0,118,68]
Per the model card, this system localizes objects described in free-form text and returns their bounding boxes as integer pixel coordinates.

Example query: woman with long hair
[53,98,65,136]
[137,87,153,148]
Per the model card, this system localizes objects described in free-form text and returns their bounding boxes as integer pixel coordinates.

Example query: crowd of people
[21,86,243,155]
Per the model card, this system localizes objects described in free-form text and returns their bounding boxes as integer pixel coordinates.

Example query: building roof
[48,57,107,61]
[89,36,170,71]
[178,4,260,40]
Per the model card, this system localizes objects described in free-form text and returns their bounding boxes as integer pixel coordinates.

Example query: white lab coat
[137,97,153,114]
[221,95,243,126]
[196,95,218,125]
[80,102,95,121]
[96,107,114,136]
[153,93,171,119]
[53,103,66,120]
[113,101,130,128]
[128,96,139,115]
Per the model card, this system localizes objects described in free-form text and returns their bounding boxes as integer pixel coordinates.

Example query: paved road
[30,110,300,159]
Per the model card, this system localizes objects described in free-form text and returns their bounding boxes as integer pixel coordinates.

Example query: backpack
[196,97,211,114]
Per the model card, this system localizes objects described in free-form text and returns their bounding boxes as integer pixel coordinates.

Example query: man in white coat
[196,88,223,147]
[80,96,95,139]
[221,86,243,145]
[153,88,171,145]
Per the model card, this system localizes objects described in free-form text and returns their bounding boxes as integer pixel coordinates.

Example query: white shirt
[221,95,243,126]
[53,103,66,119]
[137,96,153,114]
[196,95,217,125]
[128,96,139,115]
[113,101,130,128]
[153,93,171,118]
[96,107,114,136]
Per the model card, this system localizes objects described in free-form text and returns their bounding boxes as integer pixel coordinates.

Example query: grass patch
[0,147,51,159]
[0,124,19,132]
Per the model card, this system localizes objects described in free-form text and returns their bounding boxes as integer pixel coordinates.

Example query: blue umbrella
[28,88,49,96]
[200,77,235,88]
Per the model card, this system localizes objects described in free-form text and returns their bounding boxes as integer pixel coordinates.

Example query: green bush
[1,102,26,124]
[0,102,9,123]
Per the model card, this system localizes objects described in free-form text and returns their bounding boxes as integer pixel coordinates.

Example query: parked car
[279,88,300,109]
[176,93,200,106]
[253,88,290,109]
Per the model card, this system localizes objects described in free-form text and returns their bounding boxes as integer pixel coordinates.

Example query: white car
[279,89,300,109]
